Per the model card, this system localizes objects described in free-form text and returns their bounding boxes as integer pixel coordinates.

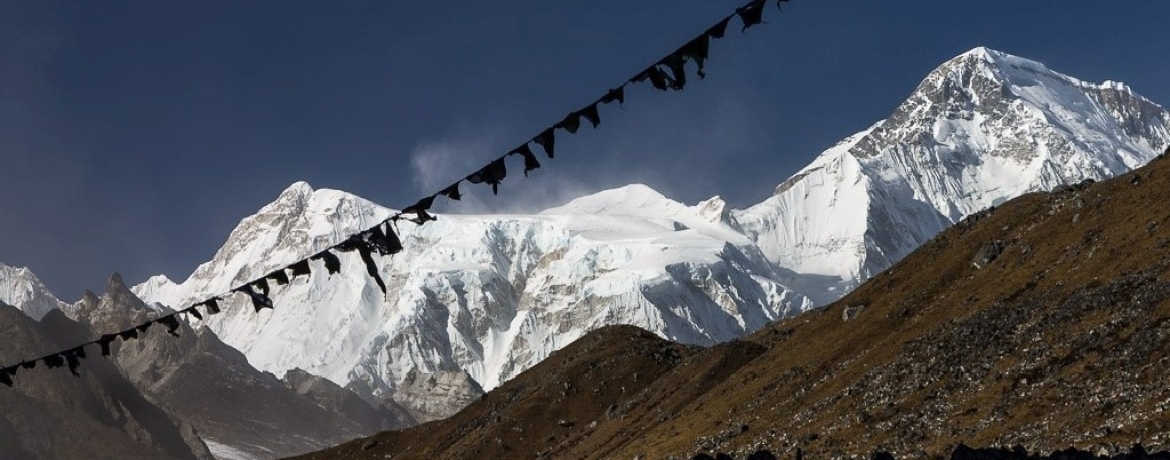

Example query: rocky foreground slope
[293,148,1170,460]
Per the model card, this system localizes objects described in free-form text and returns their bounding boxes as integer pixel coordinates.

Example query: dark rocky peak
[0,301,56,363]
[68,272,160,333]
[78,290,100,310]
[103,271,151,312]
[107,271,126,289]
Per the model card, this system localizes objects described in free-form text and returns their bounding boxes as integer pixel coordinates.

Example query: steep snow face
[733,47,1170,300]
[136,183,812,420]
[136,181,394,300]
[0,262,68,320]
[0,267,406,460]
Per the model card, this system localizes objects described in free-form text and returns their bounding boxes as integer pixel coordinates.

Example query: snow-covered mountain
[732,47,1170,302]
[131,47,1169,422]
[134,182,812,421]
[0,262,69,320]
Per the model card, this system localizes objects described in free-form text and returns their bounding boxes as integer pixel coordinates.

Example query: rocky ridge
[0,271,414,460]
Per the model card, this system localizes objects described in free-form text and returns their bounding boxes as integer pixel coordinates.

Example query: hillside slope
[294,148,1170,460]
[0,305,213,460]
[73,274,416,459]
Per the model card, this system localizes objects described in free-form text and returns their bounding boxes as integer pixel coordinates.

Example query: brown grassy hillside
[294,149,1170,460]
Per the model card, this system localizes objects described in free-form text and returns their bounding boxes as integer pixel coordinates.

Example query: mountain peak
[66,269,159,332]
[103,272,144,306]
[542,183,676,216]
[107,272,127,291]
[693,196,729,223]
[914,47,1065,101]
[279,181,315,200]
[956,46,1013,61]
[935,46,1147,101]
[0,261,67,320]
[254,181,317,218]
[957,46,997,61]
[135,181,394,303]
[0,262,33,281]
[949,46,1045,72]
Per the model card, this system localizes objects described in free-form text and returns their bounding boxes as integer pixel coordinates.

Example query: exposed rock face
[386,369,485,423]
[282,369,416,431]
[66,272,159,332]
[971,241,1004,269]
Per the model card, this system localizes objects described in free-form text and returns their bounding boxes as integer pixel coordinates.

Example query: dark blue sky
[3,0,1168,300]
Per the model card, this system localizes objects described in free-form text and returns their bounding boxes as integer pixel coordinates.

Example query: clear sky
[3,0,1168,300]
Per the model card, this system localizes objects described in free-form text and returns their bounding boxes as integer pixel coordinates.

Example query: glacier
[133,182,813,420]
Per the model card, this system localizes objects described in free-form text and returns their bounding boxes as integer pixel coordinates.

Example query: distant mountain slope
[293,149,1170,460]
[75,274,416,460]
[0,269,412,460]
[0,303,213,460]
[134,47,1169,423]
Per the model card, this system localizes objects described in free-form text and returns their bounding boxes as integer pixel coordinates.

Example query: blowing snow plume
[409,137,612,214]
